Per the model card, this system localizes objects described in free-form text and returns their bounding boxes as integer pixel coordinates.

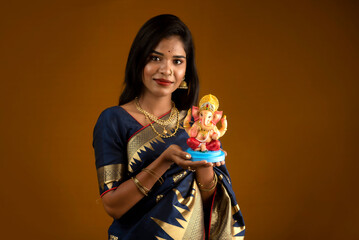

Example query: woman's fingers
[170,146,191,160]
[188,160,211,168]
[221,149,227,157]
[175,156,211,170]
[215,160,226,166]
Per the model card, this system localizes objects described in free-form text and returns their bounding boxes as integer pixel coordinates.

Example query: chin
[155,86,179,96]
[151,89,175,98]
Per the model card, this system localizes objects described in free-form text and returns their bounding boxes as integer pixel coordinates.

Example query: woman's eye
[174,59,183,65]
[150,55,160,61]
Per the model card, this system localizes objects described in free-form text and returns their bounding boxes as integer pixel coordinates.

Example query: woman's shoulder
[99,106,125,117]
[96,105,138,127]
[96,105,142,130]
[96,106,126,124]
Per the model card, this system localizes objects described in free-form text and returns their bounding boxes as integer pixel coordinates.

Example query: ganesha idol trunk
[183,94,228,163]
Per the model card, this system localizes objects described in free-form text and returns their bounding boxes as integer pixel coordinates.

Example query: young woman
[93,14,245,240]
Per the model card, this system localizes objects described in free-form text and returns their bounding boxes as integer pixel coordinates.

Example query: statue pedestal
[186,148,225,163]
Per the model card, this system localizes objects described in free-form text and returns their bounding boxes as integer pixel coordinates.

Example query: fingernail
[186,154,191,159]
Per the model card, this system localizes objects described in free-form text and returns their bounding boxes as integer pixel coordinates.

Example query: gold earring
[178,80,188,89]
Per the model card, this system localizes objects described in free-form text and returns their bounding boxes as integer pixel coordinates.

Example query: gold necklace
[135,98,180,138]
[147,109,180,138]
[135,98,177,126]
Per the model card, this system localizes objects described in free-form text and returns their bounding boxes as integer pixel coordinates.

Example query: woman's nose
[159,60,172,76]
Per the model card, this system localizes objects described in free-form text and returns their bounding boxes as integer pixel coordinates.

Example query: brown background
[1,0,358,239]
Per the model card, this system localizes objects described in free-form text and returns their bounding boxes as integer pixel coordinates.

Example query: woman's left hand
[214,149,226,166]
[212,149,226,167]
[213,160,225,167]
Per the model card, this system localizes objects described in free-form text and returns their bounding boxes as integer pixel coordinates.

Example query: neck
[137,93,173,117]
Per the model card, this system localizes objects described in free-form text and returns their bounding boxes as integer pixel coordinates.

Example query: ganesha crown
[199,94,219,112]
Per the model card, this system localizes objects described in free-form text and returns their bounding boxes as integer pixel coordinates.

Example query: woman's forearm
[101,156,172,219]
[101,144,210,219]
[195,166,217,208]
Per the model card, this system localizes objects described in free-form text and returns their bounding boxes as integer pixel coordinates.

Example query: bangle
[131,177,150,196]
[197,174,218,192]
[142,168,164,185]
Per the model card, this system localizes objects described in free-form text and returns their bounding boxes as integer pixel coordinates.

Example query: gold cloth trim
[97,163,126,191]
[173,170,188,183]
[209,183,245,239]
[232,204,241,214]
[127,110,186,173]
[152,181,204,239]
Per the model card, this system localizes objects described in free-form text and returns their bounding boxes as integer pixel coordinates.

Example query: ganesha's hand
[221,115,227,127]
[219,115,228,137]
[212,132,219,140]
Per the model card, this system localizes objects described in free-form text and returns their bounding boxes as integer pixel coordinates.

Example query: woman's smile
[154,78,174,86]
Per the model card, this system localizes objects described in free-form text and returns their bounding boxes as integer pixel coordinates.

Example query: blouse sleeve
[93,107,128,196]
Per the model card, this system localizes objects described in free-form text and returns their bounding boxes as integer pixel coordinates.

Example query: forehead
[200,110,213,115]
[154,36,186,56]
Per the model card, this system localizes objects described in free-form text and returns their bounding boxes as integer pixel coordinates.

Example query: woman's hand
[212,149,227,167]
[159,144,212,170]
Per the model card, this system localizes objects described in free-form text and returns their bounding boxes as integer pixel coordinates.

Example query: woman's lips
[154,78,173,86]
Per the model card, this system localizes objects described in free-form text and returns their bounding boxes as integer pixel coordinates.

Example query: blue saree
[93,106,245,239]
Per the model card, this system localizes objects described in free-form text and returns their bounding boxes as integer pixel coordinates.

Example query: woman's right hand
[160,144,212,170]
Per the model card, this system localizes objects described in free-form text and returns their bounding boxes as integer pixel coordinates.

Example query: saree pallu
[93,106,245,240]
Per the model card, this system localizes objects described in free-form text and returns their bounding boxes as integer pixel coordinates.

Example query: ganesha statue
[183,94,227,162]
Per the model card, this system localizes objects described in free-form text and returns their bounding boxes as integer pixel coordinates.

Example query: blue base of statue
[186,148,225,163]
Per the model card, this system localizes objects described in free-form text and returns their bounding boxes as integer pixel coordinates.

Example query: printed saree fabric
[93,106,245,239]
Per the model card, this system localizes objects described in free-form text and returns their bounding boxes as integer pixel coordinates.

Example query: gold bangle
[131,177,150,196]
[198,174,218,192]
[197,173,216,187]
[142,168,164,185]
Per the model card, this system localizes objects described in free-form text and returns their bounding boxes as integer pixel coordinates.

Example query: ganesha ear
[212,111,223,124]
[192,106,199,121]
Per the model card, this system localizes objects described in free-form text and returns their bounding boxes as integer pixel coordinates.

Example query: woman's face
[142,36,187,98]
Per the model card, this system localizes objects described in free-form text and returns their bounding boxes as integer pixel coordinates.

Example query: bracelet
[198,174,218,192]
[142,168,164,185]
[197,173,216,188]
[131,177,150,196]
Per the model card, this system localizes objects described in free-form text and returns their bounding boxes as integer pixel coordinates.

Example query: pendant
[163,128,167,134]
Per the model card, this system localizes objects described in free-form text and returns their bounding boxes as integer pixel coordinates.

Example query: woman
[93,14,245,240]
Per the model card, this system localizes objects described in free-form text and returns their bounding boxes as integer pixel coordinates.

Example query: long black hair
[118,14,199,110]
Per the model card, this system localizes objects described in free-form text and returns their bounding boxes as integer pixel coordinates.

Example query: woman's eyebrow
[151,50,186,59]
[151,50,164,56]
[173,55,186,59]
